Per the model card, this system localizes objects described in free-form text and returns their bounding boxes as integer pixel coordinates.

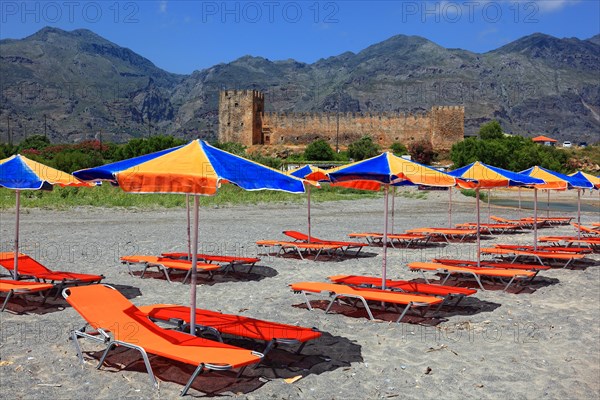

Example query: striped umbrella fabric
[75,140,307,333]
[0,154,91,278]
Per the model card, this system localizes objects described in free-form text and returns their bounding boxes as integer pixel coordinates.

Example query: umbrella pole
[186,194,192,260]
[547,190,550,218]
[577,189,581,240]
[533,188,538,251]
[448,187,452,227]
[13,190,20,280]
[391,187,395,234]
[382,185,389,290]
[476,188,481,267]
[189,195,200,334]
[518,188,522,217]
[487,189,491,223]
[307,185,311,243]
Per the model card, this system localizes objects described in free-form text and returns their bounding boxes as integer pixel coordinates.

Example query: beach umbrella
[0,154,91,278]
[325,152,461,289]
[289,165,380,241]
[448,161,544,265]
[521,166,593,242]
[74,140,306,333]
[569,171,600,238]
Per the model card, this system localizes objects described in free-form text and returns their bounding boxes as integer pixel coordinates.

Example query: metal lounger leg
[395,302,414,323]
[181,363,205,396]
[1,290,14,312]
[469,272,486,291]
[502,276,518,291]
[325,294,375,321]
[99,340,158,388]
[301,291,313,310]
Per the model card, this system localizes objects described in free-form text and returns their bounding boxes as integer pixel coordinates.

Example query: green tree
[114,135,185,160]
[347,136,380,161]
[17,135,51,152]
[304,139,335,161]
[409,140,435,165]
[479,120,504,140]
[451,121,569,171]
[390,142,408,156]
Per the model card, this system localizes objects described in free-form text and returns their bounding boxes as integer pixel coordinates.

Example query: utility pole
[7,115,11,146]
[336,91,340,153]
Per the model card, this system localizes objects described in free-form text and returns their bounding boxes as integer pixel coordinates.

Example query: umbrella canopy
[289,165,380,242]
[324,152,461,289]
[327,152,458,187]
[570,171,600,189]
[0,154,91,278]
[521,166,594,240]
[520,166,593,191]
[74,139,307,333]
[568,171,600,238]
[448,161,545,264]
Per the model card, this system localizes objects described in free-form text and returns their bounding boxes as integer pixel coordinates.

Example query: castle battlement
[219,90,464,150]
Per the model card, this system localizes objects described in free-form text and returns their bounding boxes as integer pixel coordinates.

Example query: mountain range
[1,27,599,144]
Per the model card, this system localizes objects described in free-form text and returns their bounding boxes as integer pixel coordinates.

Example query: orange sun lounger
[120,255,221,283]
[432,258,551,271]
[494,244,592,254]
[0,279,54,312]
[455,223,520,234]
[282,231,367,256]
[490,216,538,229]
[327,275,476,310]
[407,262,536,291]
[406,228,477,243]
[161,252,261,274]
[290,281,442,323]
[138,304,322,356]
[539,236,600,251]
[572,223,600,236]
[347,232,431,248]
[256,240,343,261]
[480,247,585,268]
[0,252,104,297]
[63,284,263,396]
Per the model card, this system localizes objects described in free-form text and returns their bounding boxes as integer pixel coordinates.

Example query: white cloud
[159,1,168,14]
[509,0,580,13]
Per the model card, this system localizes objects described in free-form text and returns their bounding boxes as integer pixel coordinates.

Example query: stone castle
[218,90,464,150]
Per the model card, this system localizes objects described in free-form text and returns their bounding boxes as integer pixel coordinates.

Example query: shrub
[409,140,435,164]
[390,142,408,156]
[213,142,247,156]
[304,139,335,161]
[17,135,51,152]
[347,136,380,161]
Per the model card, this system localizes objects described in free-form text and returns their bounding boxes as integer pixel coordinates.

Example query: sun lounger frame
[63,285,263,396]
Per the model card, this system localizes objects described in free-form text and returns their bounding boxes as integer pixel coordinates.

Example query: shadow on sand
[80,331,362,397]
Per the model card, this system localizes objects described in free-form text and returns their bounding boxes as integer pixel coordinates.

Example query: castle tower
[218,90,264,145]
[429,106,465,151]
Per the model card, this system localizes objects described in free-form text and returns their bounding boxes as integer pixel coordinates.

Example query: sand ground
[0,190,599,399]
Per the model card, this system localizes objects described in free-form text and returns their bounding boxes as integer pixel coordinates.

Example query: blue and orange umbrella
[289,164,379,242]
[521,166,594,239]
[320,152,462,289]
[448,161,545,264]
[75,139,307,332]
[0,154,91,278]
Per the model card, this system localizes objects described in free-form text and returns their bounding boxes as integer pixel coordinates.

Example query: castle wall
[218,90,464,151]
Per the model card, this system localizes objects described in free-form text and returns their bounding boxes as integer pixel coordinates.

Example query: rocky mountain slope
[1,27,598,144]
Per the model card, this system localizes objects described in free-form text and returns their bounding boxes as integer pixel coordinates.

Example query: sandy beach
[0,190,599,399]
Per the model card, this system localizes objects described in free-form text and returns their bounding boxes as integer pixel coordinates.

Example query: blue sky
[1,1,598,74]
